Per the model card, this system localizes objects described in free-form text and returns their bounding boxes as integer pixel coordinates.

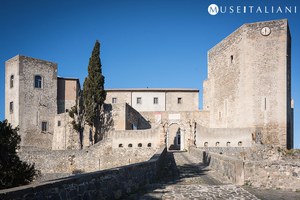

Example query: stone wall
[189,147,300,191]
[244,160,300,191]
[125,103,151,130]
[196,126,256,148]
[107,126,161,149]
[0,147,167,200]
[19,138,157,174]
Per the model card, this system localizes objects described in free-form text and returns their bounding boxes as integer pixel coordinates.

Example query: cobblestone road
[125,151,259,199]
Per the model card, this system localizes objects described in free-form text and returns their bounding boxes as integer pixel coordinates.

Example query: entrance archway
[167,123,185,151]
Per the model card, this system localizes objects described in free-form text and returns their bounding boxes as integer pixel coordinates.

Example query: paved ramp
[126,151,259,199]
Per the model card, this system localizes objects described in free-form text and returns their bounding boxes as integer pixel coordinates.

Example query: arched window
[204,142,208,147]
[215,142,220,147]
[10,75,14,88]
[118,144,123,148]
[128,144,132,148]
[34,75,42,88]
[238,141,242,147]
[226,142,231,147]
[147,143,152,147]
[138,143,142,147]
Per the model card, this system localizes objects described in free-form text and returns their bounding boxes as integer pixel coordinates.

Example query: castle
[5,19,294,151]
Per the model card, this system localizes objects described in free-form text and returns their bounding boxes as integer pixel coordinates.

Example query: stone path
[125,151,259,199]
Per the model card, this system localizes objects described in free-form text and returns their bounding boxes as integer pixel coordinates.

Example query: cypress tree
[83,40,106,128]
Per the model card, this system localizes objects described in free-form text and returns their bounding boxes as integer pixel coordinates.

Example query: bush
[0,120,38,189]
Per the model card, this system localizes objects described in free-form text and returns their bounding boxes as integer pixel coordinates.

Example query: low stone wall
[196,126,255,148]
[244,160,300,191]
[19,138,157,174]
[0,147,167,200]
[189,147,300,191]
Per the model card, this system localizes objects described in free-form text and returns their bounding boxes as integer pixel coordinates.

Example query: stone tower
[203,19,293,149]
[5,55,58,150]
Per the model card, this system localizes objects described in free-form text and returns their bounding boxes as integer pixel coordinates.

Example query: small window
[226,142,231,147]
[58,121,61,127]
[119,144,123,148]
[34,75,42,88]
[230,55,234,63]
[138,143,142,147]
[215,142,220,147]
[9,101,14,113]
[42,121,48,132]
[137,97,142,104]
[177,97,182,104]
[147,143,152,147]
[153,97,158,104]
[128,144,133,148]
[112,97,117,104]
[238,141,242,146]
[204,142,208,147]
[10,75,14,88]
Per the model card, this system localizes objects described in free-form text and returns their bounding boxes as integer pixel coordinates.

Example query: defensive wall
[189,147,300,191]
[0,147,167,200]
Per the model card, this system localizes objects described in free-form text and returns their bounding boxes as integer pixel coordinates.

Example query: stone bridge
[1,148,300,200]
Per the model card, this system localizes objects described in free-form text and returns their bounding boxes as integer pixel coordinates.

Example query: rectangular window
[9,101,13,113]
[137,97,142,104]
[34,75,42,88]
[42,121,48,132]
[112,97,117,104]
[153,97,158,104]
[10,75,14,88]
[58,121,61,127]
[177,97,182,104]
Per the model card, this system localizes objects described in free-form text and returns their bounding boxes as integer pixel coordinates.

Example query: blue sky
[0,0,299,148]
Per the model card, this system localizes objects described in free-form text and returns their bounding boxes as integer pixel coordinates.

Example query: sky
[0,0,299,148]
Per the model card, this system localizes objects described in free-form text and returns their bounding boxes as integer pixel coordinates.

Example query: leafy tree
[0,120,37,189]
[83,40,106,142]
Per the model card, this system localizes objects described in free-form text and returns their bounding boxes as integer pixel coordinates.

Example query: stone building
[203,19,293,149]
[4,19,294,151]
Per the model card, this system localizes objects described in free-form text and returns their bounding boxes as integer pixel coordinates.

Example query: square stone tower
[203,19,293,149]
[5,55,58,150]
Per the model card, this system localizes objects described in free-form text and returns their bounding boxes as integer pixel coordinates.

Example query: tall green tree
[83,40,106,141]
[0,120,37,189]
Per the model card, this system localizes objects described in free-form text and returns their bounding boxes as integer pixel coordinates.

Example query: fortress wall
[1,147,167,200]
[196,126,254,148]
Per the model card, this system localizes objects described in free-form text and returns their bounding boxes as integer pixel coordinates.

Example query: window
[128,144,133,148]
[118,144,123,148]
[215,142,220,147]
[226,142,231,147]
[34,75,42,88]
[9,101,13,113]
[177,97,182,104]
[238,141,243,147]
[42,121,48,132]
[10,75,14,88]
[138,143,142,147]
[147,143,152,147]
[58,121,61,127]
[230,55,234,63]
[137,97,142,104]
[112,97,117,104]
[153,97,158,104]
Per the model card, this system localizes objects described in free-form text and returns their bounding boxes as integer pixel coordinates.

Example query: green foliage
[83,40,106,126]
[0,120,38,189]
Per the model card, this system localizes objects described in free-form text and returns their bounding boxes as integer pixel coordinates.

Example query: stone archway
[166,122,185,151]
